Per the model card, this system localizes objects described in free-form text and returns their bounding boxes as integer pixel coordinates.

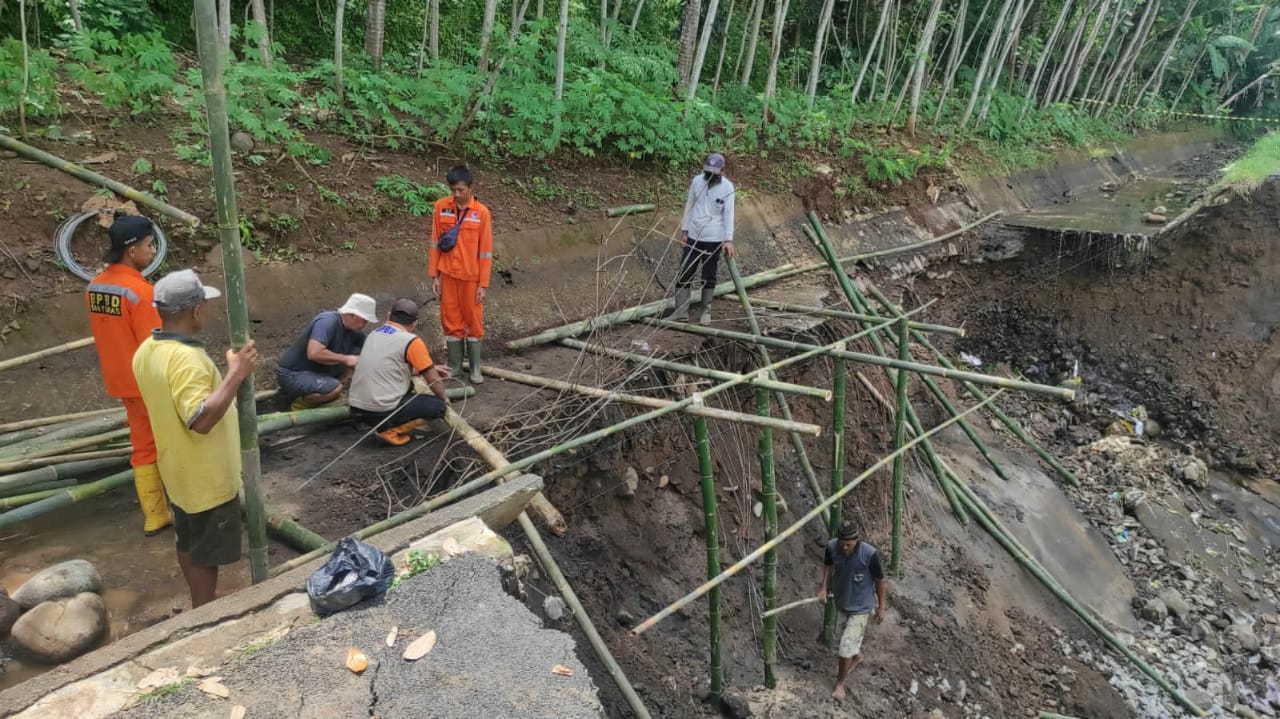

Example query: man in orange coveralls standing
[85,214,173,535]
[428,165,493,386]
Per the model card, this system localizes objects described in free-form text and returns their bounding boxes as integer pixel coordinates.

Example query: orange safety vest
[86,263,160,399]
[428,197,494,287]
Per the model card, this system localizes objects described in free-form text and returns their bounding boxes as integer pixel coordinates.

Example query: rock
[1186,689,1214,711]
[1141,598,1168,623]
[1143,213,1168,225]
[22,257,40,273]
[0,589,19,637]
[1175,456,1209,489]
[230,131,255,153]
[616,467,639,498]
[1192,620,1214,642]
[721,688,751,719]
[926,710,946,719]
[1236,705,1262,719]
[542,596,565,621]
[1228,624,1261,653]
[1159,588,1191,619]
[10,592,108,663]
[1152,205,1168,215]
[12,559,103,610]
[615,609,635,628]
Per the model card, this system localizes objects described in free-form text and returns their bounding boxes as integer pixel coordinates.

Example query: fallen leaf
[186,665,217,678]
[197,677,230,699]
[80,151,117,165]
[346,647,369,674]
[136,666,180,690]
[552,664,574,677]
[657,475,669,489]
[385,626,399,647]
[229,706,246,719]
[402,630,437,660]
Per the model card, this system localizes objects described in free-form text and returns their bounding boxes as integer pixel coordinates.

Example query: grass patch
[1217,131,1280,191]
[391,550,441,590]
[239,635,279,657]
[138,678,193,704]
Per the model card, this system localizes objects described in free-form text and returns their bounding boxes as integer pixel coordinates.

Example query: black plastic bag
[306,537,394,616]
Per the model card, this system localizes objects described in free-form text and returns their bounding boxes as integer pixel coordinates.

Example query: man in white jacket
[666,152,736,324]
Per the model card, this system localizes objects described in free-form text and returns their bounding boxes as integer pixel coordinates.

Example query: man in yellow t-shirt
[132,269,258,608]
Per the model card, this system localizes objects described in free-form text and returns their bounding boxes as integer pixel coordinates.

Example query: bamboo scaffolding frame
[762,595,822,619]
[643,317,1074,400]
[479,364,822,435]
[890,318,909,575]
[823,356,845,646]
[726,257,827,523]
[0,407,120,435]
[0,337,96,373]
[755,387,779,688]
[630,390,1003,635]
[750,299,965,336]
[560,338,831,400]
[0,135,200,227]
[693,416,724,703]
[0,456,129,494]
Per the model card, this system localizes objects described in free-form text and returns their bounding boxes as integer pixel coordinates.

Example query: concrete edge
[0,474,544,716]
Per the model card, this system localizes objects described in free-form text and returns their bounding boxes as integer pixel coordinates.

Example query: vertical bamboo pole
[755,388,778,688]
[890,318,909,576]
[194,0,269,583]
[823,356,846,647]
[725,257,828,524]
[693,417,723,702]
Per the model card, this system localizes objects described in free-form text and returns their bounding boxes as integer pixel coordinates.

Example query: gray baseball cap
[154,269,223,311]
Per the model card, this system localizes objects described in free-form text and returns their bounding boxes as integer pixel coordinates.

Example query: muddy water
[0,490,250,690]
[1003,176,1195,236]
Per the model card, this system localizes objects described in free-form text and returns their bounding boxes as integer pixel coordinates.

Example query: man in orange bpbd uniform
[85,214,173,535]
[428,165,493,386]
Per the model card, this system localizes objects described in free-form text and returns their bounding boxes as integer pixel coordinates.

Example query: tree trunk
[685,0,722,109]
[677,0,704,87]
[739,0,765,85]
[761,0,792,114]
[851,0,893,103]
[1219,4,1271,100]
[1079,0,1126,102]
[334,0,346,103]
[1130,0,1198,111]
[935,0,984,122]
[1095,0,1156,113]
[454,0,533,145]
[712,0,738,93]
[976,0,1028,124]
[67,0,83,32]
[365,0,386,70]
[1171,43,1207,110]
[218,0,232,55]
[555,0,569,102]
[430,0,440,60]
[417,0,430,76]
[1019,0,1073,118]
[959,0,1015,129]
[877,0,901,104]
[606,0,624,47]
[1042,0,1101,106]
[630,0,646,33]
[250,0,272,68]
[18,0,28,137]
[1059,0,1111,103]
[1108,0,1160,109]
[804,0,837,107]
[477,0,497,72]
[904,0,944,136]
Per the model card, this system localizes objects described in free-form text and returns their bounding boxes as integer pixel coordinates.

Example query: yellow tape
[1078,97,1280,123]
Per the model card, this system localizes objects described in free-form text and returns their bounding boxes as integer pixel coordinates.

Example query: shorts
[173,497,243,568]
[837,611,870,658]
[277,367,342,400]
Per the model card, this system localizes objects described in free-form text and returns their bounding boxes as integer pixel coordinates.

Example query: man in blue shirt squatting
[818,521,889,699]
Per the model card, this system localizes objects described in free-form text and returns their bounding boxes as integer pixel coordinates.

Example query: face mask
[703,171,721,186]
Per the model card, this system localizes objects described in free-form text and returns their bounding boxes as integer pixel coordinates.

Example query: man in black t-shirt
[818,522,888,699]
[277,294,377,410]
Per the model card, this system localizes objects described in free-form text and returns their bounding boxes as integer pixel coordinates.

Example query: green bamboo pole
[505,263,802,349]
[755,388,779,688]
[750,299,965,336]
[0,427,132,466]
[726,256,827,525]
[0,478,75,500]
[0,136,200,227]
[0,469,135,529]
[0,447,131,475]
[275,326,890,577]
[643,317,1075,400]
[0,483,79,510]
[605,203,656,217]
[951,483,1205,716]
[0,415,128,459]
[693,417,723,703]
[265,513,328,552]
[506,211,1005,351]
[762,596,822,619]
[560,338,831,400]
[890,318,909,576]
[823,357,846,647]
[864,283,1079,486]
[195,0,268,584]
[0,407,122,435]
[631,390,1003,636]
[0,457,129,494]
[479,364,821,435]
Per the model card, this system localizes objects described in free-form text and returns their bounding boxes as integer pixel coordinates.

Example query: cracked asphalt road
[114,554,603,718]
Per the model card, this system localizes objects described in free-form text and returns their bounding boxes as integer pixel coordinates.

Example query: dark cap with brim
[837,522,859,540]
[389,298,419,323]
[105,215,153,262]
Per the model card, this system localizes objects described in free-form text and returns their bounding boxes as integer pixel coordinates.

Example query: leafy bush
[374,175,449,216]
[66,30,177,115]
[0,39,60,121]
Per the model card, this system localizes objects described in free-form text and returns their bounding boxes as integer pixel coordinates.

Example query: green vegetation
[239,634,279,657]
[1218,130,1280,190]
[391,549,441,589]
[374,175,449,215]
[137,678,193,704]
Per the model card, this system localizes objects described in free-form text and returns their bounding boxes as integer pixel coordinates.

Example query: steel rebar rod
[750,299,965,336]
[693,416,724,703]
[643,318,1074,400]
[479,364,822,435]
[631,390,1002,636]
[561,338,831,400]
